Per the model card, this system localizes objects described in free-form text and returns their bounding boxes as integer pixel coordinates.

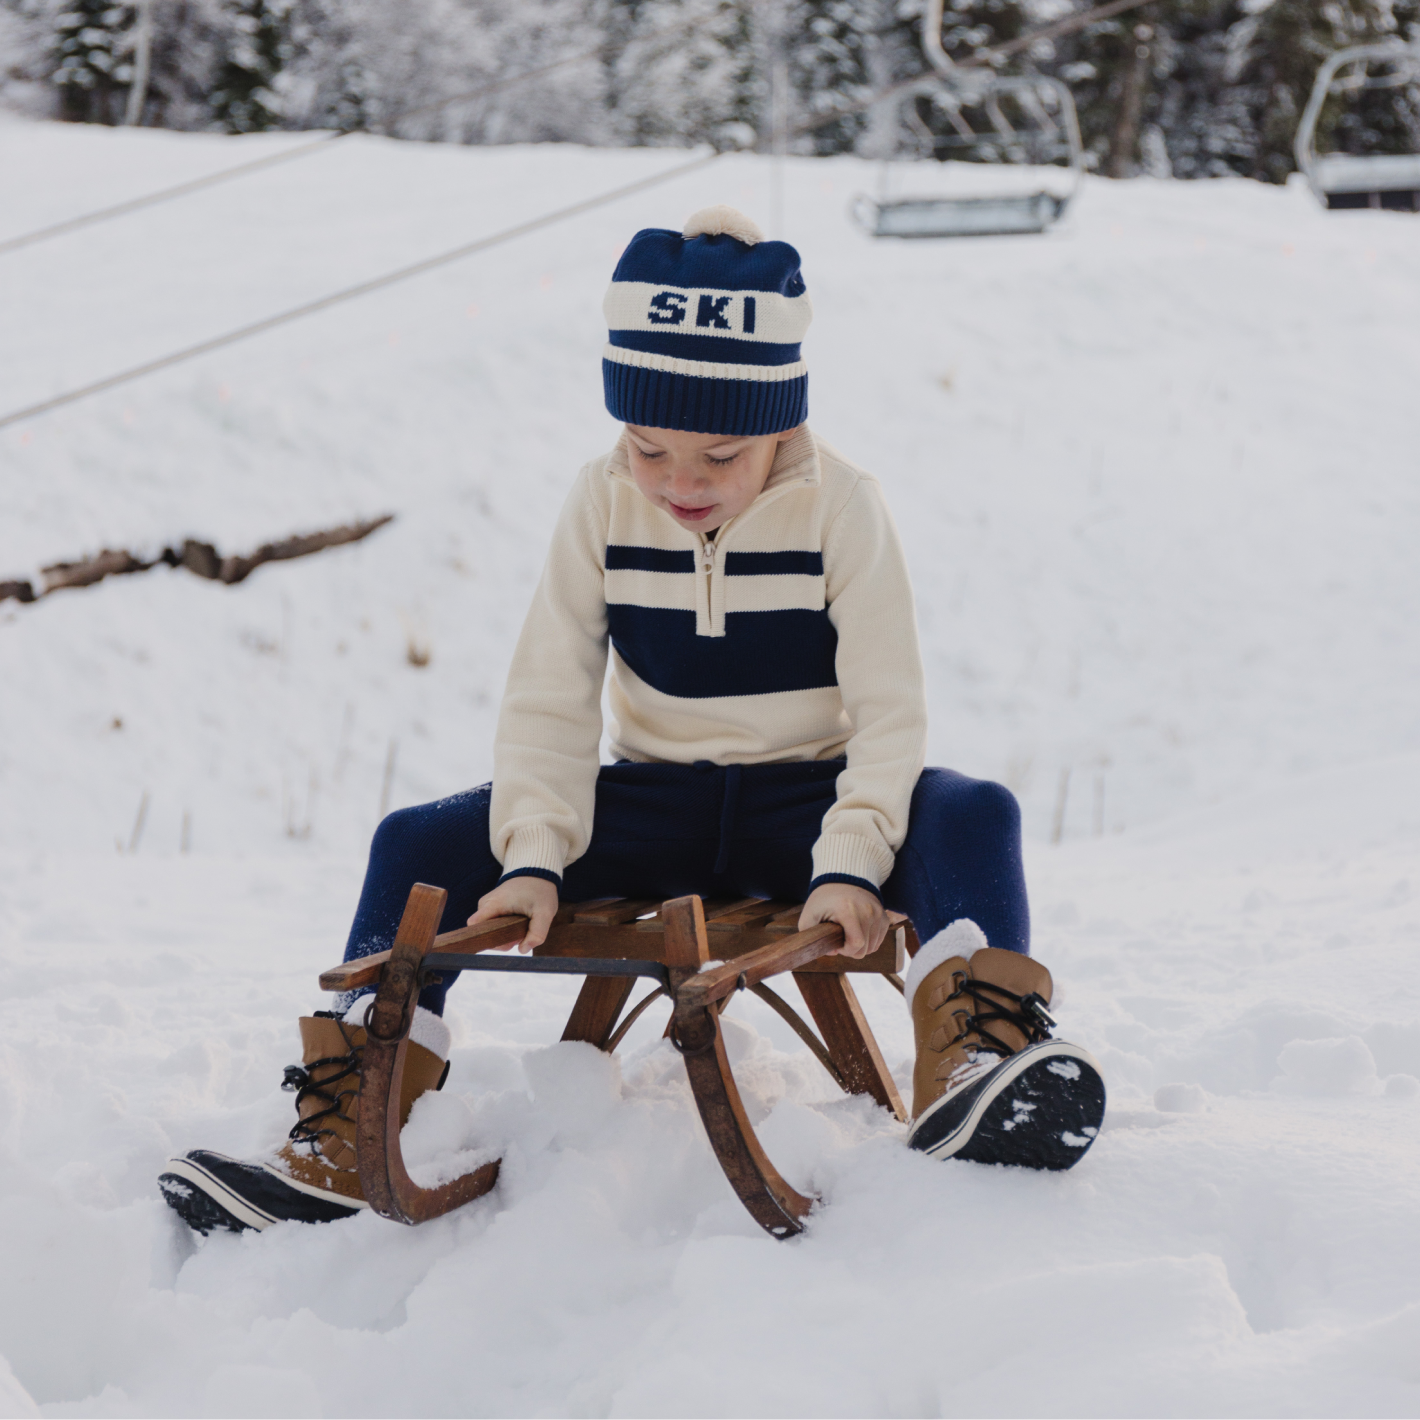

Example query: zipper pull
[702,541,716,571]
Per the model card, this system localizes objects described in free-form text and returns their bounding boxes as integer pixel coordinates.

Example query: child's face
[625,423,797,534]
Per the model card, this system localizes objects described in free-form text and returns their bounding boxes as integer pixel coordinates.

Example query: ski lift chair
[319,885,918,1240]
[851,0,1083,239]
[1295,41,1420,211]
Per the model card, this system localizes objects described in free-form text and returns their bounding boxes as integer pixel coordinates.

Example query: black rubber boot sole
[158,1169,255,1235]
[159,1149,366,1234]
[907,1041,1107,1170]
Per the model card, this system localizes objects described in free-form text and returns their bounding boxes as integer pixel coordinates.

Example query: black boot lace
[944,980,1056,1059]
[282,1011,363,1152]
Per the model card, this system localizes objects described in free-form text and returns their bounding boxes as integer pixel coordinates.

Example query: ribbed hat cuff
[603,359,807,436]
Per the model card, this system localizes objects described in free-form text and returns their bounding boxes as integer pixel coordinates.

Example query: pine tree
[789,0,918,156]
[935,0,1026,60]
[605,0,756,149]
[51,0,135,123]
[209,0,291,132]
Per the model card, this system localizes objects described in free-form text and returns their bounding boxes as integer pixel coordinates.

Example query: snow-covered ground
[1,119,1418,1417]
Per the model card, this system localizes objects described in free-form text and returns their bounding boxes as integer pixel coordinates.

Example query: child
[160,206,1105,1235]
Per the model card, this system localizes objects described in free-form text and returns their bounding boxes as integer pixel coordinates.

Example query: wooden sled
[318,885,919,1240]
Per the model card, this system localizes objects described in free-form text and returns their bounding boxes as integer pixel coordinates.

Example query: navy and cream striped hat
[602,205,811,436]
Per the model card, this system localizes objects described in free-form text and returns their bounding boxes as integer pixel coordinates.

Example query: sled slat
[707,900,792,932]
[573,899,660,925]
[702,897,768,922]
[558,898,620,922]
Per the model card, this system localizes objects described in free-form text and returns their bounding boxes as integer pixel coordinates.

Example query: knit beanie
[602,205,812,436]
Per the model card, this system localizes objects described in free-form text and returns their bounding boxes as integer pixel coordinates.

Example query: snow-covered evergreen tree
[269,0,601,143]
[0,0,61,116]
[138,0,229,130]
[788,0,913,156]
[440,0,607,146]
[604,0,755,149]
[51,0,135,122]
[209,0,291,131]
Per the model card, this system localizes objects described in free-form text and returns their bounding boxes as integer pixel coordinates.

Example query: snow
[1,119,1419,1416]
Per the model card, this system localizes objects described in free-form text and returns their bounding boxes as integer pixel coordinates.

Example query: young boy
[160,206,1105,1235]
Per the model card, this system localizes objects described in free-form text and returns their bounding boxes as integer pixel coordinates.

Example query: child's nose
[666,462,707,493]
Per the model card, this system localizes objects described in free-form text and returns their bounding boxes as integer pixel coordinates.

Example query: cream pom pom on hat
[602,205,812,436]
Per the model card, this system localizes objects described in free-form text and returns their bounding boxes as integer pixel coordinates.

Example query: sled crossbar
[319,896,904,993]
[325,886,917,1239]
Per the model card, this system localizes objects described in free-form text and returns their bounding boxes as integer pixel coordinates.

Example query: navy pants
[341,761,1029,1015]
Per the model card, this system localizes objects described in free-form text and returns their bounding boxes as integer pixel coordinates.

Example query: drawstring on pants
[695,760,743,876]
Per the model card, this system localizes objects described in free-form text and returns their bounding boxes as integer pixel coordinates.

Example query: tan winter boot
[159,1007,450,1233]
[904,922,1106,1170]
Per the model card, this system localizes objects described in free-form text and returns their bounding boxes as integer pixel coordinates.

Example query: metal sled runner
[319,885,919,1239]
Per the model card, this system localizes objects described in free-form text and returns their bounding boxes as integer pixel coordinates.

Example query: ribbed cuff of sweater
[810,833,895,891]
[499,824,568,881]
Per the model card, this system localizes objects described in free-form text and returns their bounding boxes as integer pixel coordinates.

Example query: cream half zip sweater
[491,426,928,892]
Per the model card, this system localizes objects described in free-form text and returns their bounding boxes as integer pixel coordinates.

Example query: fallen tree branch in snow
[1,514,395,605]
[0,579,38,604]
[40,548,155,594]
[175,514,396,586]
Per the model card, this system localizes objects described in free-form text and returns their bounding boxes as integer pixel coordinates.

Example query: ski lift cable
[0,132,341,257]
[0,46,608,258]
[0,148,724,433]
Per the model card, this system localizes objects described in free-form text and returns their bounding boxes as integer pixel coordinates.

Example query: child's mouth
[669,502,714,522]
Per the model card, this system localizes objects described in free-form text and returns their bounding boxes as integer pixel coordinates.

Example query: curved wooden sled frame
[321,883,918,1238]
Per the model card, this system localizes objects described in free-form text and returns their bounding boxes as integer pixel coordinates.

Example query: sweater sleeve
[810,475,928,894]
[489,464,610,881]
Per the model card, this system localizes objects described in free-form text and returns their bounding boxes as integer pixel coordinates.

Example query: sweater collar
[763,424,821,492]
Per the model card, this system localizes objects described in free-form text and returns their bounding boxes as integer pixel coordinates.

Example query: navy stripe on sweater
[724,550,823,576]
[606,546,823,577]
[606,545,695,573]
[608,605,838,699]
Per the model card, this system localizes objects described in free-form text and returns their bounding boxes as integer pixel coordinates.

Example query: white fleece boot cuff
[343,999,451,1062]
[903,919,989,1013]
